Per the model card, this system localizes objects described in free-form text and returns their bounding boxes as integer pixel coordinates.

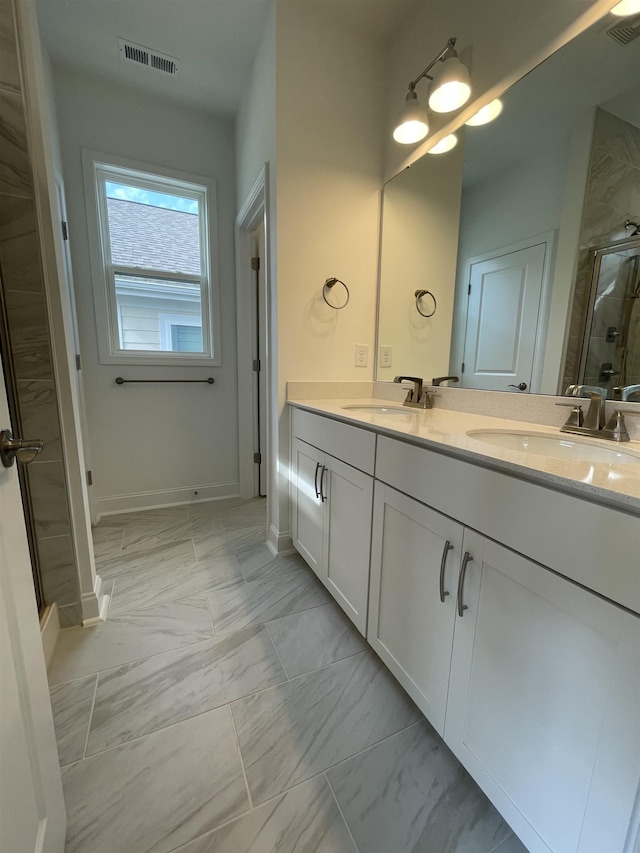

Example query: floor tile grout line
[263,622,290,680]
[228,704,254,811]
[213,597,343,640]
[81,673,100,760]
[324,771,360,853]
[48,634,218,688]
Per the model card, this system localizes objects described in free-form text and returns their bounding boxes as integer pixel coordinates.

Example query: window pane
[105,181,201,275]
[115,274,204,353]
[171,324,203,352]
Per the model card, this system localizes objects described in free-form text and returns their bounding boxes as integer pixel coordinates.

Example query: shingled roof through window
[107,198,201,276]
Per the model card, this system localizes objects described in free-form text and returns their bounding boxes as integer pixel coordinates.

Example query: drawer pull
[439,540,454,602]
[314,462,321,499]
[320,465,328,503]
[457,551,473,617]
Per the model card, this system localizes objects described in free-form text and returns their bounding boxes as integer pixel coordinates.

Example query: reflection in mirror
[376,14,640,404]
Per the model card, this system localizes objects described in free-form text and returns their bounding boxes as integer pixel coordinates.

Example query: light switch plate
[355,344,368,367]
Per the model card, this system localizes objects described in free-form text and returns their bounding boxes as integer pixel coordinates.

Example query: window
[83,152,220,365]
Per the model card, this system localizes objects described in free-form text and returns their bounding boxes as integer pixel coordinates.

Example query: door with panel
[323,456,373,635]
[291,437,324,577]
[368,483,464,736]
[445,529,640,853]
[0,356,66,852]
[461,241,547,392]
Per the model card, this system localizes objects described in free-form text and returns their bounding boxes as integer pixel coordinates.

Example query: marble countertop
[288,398,640,513]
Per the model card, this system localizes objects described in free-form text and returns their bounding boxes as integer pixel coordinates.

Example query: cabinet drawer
[291,408,376,475]
[376,435,640,613]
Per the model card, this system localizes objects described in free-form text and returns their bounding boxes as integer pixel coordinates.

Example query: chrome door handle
[314,462,321,499]
[319,465,327,503]
[439,540,453,602]
[457,551,473,617]
[1,429,44,468]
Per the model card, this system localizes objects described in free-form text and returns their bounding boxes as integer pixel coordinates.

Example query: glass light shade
[428,56,471,113]
[610,0,640,14]
[427,134,458,154]
[393,93,429,144]
[465,99,503,126]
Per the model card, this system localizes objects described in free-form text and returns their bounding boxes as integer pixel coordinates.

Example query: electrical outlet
[355,344,368,367]
[380,345,392,368]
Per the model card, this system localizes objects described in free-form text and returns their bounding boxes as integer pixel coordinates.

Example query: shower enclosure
[577,236,640,400]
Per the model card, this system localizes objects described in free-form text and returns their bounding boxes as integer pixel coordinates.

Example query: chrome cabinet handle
[1,429,44,468]
[314,462,321,499]
[439,540,454,602]
[457,551,473,617]
[320,465,327,503]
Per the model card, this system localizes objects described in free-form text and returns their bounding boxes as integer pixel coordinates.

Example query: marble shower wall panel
[0,0,81,621]
[563,109,640,390]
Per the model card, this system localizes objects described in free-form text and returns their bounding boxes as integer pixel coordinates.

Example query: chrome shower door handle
[439,540,454,602]
[0,429,44,468]
[457,551,473,617]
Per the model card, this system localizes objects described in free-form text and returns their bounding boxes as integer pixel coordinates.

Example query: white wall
[53,67,240,514]
[377,142,464,382]
[272,0,386,543]
[234,4,280,536]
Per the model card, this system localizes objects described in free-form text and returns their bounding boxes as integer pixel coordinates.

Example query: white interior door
[255,223,267,496]
[0,358,66,852]
[462,242,547,392]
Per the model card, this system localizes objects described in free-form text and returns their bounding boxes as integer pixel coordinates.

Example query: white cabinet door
[368,484,463,736]
[291,438,324,577]
[445,530,640,853]
[323,456,373,635]
[0,360,66,852]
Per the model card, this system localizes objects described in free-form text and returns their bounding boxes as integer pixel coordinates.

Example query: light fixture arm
[406,37,457,92]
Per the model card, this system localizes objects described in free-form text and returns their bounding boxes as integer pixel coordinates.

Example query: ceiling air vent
[117,38,179,75]
[606,13,640,46]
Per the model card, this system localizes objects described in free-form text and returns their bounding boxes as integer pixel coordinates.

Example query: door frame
[235,166,271,500]
[452,231,556,394]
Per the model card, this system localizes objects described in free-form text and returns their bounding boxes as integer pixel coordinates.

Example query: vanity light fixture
[393,37,471,144]
[465,98,503,126]
[610,0,640,15]
[427,133,458,154]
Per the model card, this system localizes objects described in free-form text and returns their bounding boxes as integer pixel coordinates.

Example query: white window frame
[158,313,203,352]
[82,150,222,366]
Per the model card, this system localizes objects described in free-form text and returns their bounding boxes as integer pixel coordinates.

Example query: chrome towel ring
[323,277,350,309]
[415,289,436,317]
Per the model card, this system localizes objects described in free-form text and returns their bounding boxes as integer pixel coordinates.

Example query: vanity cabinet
[368,483,463,736]
[371,434,640,853]
[291,410,375,634]
[444,529,639,853]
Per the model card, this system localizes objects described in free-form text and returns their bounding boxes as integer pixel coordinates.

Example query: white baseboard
[96,482,241,519]
[81,573,109,625]
[40,603,60,670]
[267,522,294,557]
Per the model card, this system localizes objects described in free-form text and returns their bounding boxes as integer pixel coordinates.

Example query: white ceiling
[35,0,416,115]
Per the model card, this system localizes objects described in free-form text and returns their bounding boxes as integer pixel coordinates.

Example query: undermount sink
[466,429,640,465]
[341,404,413,415]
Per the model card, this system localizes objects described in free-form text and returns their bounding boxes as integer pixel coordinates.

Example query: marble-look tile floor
[48,497,526,853]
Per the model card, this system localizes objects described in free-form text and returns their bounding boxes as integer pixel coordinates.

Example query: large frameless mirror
[376,13,640,403]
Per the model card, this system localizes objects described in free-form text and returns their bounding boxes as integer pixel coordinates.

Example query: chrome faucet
[560,390,630,442]
[615,384,640,402]
[432,375,459,387]
[394,375,433,409]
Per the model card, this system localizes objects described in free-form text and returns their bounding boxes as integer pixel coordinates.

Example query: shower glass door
[579,238,640,400]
